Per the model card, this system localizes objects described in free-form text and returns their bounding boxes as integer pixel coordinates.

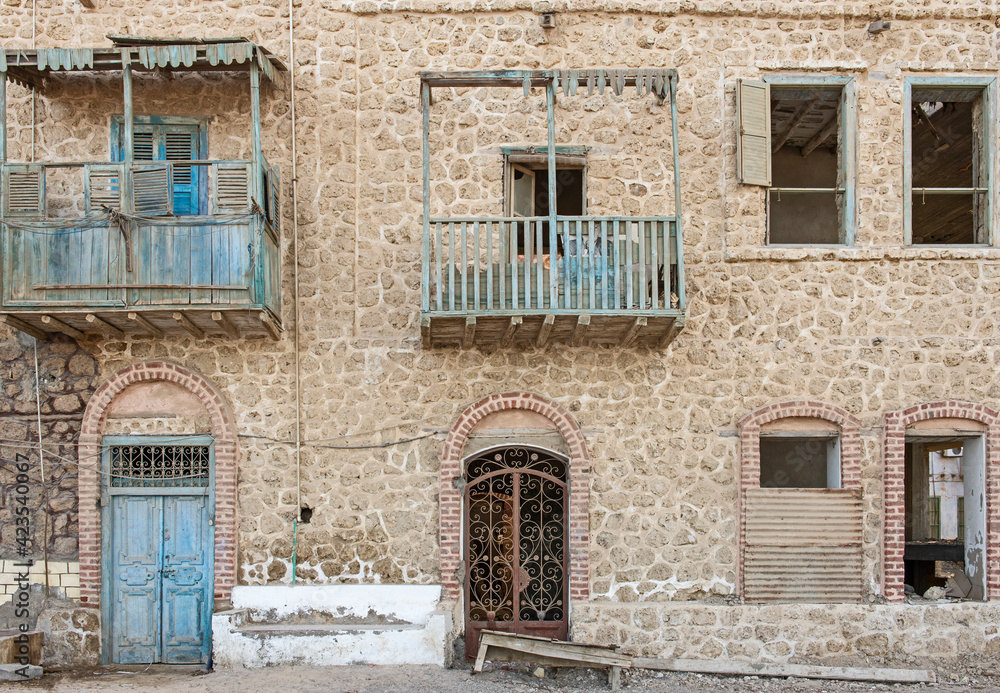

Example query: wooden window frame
[110,115,210,216]
[902,76,997,246]
[737,76,857,246]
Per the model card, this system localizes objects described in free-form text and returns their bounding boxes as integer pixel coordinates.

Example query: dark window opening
[759,435,840,489]
[768,86,843,244]
[506,154,586,257]
[910,88,986,244]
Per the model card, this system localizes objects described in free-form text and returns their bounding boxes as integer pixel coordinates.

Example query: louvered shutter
[3,164,45,216]
[164,128,199,215]
[736,79,772,186]
[118,121,202,214]
[86,164,123,211]
[213,162,251,213]
[131,164,173,216]
[264,165,280,235]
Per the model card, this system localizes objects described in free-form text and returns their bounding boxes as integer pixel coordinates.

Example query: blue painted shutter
[164,129,199,215]
[120,123,201,215]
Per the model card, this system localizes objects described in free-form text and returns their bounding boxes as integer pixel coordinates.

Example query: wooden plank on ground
[475,630,631,691]
[633,658,936,684]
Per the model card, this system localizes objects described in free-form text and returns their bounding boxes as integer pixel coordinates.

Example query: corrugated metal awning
[0,36,287,91]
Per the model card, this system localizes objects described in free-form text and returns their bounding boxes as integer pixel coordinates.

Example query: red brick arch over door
[883,401,1000,602]
[439,392,590,603]
[77,361,239,607]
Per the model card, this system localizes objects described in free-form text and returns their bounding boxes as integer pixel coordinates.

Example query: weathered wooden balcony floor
[0,306,280,341]
[422,312,683,348]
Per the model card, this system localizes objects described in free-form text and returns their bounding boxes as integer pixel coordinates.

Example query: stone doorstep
[235,623,423,636]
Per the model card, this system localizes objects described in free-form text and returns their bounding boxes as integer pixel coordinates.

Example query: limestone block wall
[0,0,998,664]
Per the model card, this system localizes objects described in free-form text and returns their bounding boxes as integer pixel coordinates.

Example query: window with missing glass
[904,77,995,245]
[736,76,856,245]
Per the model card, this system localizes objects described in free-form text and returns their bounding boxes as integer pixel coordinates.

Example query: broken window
[737,77,855,245]
[903,436,985,600]
[503,149,586,258]
[906,80,992,245]
[759,433,841,489]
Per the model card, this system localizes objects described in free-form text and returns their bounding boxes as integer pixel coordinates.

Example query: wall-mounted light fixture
[540,13,556,29]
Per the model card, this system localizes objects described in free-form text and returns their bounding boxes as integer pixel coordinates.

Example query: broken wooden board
[474,630,632,691]
[633,657,936,684]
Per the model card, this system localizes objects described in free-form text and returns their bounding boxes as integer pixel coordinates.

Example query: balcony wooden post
[121,50,134,215]
[0,70,7,163]
[421,80,431,312]
[250,56,263,206]
[546,76,558,309]
[669,73,686,310]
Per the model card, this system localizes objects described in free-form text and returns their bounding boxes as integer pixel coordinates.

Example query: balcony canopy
[1,35,287,91]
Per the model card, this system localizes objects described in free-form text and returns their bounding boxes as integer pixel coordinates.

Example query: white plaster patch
[231,584,442,625]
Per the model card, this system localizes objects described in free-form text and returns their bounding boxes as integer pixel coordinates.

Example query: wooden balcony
[421,216,685,348]
[0,160,281,340]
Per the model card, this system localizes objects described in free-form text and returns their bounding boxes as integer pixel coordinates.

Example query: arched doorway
[464,445,569,656]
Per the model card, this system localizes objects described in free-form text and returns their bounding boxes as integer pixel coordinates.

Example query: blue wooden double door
[104,441,214,665]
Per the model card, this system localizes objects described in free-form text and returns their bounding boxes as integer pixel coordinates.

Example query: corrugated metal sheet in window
[744,488,863,603]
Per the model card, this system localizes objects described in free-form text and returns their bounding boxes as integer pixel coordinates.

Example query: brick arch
[439,392,590,603]
[883,400,1000,602]
[77,361,239,607]
[737,400,864,598]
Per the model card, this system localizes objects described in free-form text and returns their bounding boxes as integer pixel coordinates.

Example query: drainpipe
[288,0,302,584]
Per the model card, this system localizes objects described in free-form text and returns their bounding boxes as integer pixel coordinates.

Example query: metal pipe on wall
[289,0,303,531]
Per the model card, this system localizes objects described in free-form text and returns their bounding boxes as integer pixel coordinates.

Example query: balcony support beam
[259,311,280,340]
[621,316,647,347]
[127,312,164,338]
[500,316,522,348]
[571,314,590,347]
[86,313,124,339]
[536,314,555,347]
[658,317,684,349]
[420,316,431,348]
[0,71,7,163]
[462,316,476,349]
[39,315,84,340]
[172,311,205,339]
[212,311,240,338]
[0,314,47,340]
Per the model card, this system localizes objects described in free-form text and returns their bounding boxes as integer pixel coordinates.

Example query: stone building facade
[0,0,998,669]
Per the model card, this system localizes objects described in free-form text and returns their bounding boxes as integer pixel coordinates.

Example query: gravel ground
[5,663,1000,693]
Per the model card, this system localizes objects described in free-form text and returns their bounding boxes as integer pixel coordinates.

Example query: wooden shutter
[132,129,155,161]
[164,128,199,215]
[744,488,862,603]
[736,79,771,186]
[264,165,280,234]
[3,164,45,216]
[131,164,173,216]
[87,164,123,211]
[213,162,251,213]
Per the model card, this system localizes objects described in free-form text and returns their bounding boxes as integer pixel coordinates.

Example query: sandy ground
[4,664,1000,693]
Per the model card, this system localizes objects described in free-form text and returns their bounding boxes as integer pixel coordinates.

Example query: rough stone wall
[0,0,999,664]
[0,329,98,562]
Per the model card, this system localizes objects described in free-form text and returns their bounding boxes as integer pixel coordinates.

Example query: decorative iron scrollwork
[465,446,567,627]
[109,445,210,488]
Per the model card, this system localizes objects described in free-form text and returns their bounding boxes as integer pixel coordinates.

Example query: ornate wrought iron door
[464,446,568,657]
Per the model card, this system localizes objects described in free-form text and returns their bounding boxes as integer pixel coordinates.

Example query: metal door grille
[464,446,568,657]
[109,445,210,488]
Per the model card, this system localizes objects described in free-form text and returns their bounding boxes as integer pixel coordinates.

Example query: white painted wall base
[213,585,451,668]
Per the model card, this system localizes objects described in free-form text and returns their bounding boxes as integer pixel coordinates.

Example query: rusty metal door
[464,446,568,658]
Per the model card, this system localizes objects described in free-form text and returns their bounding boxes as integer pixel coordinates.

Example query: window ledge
[724,245,1000,263]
